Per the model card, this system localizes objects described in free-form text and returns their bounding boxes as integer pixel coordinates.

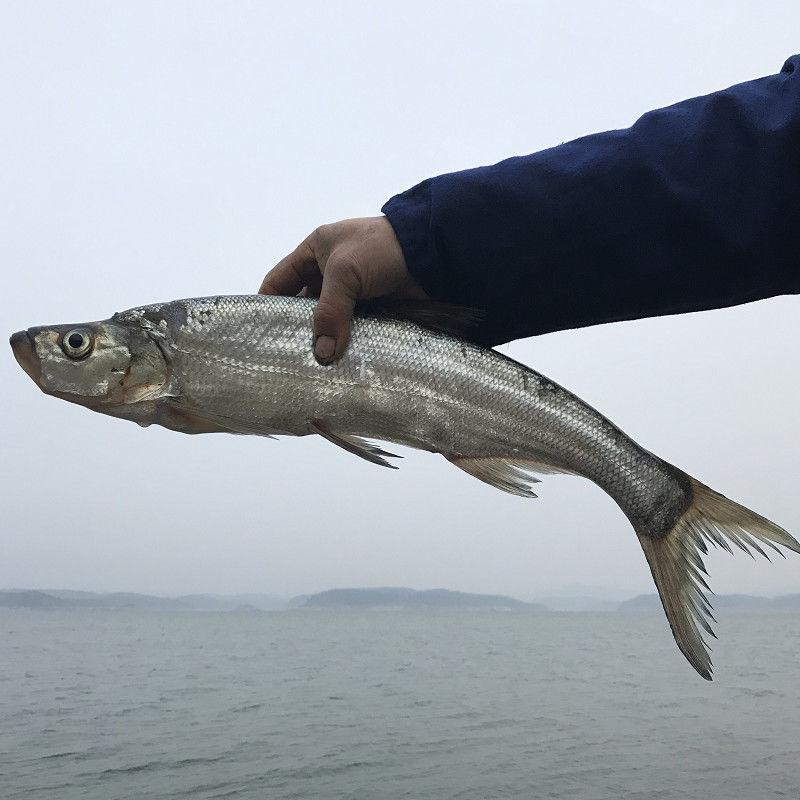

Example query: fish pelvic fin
[311,420,402,469]
[637,475,800,681]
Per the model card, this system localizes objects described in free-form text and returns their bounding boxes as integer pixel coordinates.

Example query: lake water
[2,608,799,799]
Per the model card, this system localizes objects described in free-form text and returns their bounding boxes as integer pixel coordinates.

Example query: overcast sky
[2,1,799,599]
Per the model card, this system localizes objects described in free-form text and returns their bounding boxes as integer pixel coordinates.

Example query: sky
[1,1,799,599]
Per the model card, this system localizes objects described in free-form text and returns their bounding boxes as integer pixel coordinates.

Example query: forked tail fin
[636,476,800,680]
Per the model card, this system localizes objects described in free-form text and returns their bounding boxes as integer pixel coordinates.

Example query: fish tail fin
[636,474,799,680]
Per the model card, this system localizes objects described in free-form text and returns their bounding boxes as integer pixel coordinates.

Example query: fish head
[10,316,170,410]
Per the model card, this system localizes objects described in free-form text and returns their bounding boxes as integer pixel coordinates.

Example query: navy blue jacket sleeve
[382,56,800,346]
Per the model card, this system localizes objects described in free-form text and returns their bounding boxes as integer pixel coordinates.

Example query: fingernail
[314,335,336,362]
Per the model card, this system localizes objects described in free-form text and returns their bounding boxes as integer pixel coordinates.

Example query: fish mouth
[10,330,42,384]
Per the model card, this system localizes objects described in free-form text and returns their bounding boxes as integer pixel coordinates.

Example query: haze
[2,1,798,599]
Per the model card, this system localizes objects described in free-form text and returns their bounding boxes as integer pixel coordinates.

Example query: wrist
[381,180,444,300]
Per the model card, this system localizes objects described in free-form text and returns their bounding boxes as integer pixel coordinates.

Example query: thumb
[312,254,360,364]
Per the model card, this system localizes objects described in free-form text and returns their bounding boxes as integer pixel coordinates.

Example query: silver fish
[10,295,799,678]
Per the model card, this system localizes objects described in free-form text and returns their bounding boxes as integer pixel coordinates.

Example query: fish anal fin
[446,455,552,498]
[311,420,401,469]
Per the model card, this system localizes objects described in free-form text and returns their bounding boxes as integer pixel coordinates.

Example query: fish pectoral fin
[159,402,277,437]
[445,456,548,498]
[310,420,402,469]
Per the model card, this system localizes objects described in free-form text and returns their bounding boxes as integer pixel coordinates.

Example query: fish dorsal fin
[311,420,401,469]
[356,300,485,339]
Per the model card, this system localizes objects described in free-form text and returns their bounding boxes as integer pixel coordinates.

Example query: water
[2,608,799,799]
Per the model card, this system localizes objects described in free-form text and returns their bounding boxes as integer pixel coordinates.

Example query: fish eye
[62,329,93,359]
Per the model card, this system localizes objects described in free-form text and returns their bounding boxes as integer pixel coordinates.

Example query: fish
[10,294,799,678]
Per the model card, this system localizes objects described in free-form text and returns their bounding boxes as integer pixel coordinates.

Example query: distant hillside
[530,584,632,611]
[618,593,800,612]
[171,594,287,611]
[531,595,620,612]
[292,587,544,610]
[768,594,800,611]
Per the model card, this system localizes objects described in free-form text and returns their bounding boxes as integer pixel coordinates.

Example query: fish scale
[10,294,799,680]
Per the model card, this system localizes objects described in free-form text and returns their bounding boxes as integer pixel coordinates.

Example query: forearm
[382,56,800,346]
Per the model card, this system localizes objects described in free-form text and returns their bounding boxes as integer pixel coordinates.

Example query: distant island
[618,593,800,612]
[0,590,72,609]
[290,587,544,610]
[2,588,799,612]
[0,587,543,612]
[0,590,286,612]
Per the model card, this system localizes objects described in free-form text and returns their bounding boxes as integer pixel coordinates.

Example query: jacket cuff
[381,180,447,300]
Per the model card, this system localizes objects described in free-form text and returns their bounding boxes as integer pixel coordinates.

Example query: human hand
[259,216,427,363]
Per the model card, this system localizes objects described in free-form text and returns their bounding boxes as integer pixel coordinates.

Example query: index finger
[259,239,320,296]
